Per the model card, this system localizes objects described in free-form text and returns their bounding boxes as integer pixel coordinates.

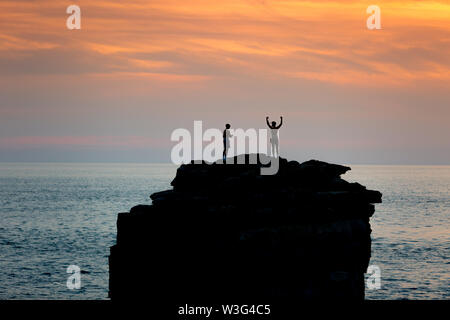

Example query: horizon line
[1,161,449,166]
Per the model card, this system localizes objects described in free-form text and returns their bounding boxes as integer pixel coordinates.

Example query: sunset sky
[0,0,449,163]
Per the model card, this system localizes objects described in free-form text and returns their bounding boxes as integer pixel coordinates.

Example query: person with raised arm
[266,116,283,157]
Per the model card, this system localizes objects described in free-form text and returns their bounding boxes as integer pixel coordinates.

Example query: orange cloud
[1,0,449,87]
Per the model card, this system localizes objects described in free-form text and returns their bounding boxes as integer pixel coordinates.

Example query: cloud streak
[1,0,449,84]
[0,0,449,163]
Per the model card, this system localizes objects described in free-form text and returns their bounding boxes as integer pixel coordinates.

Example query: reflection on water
[345,165,450,299]
[0,163,177,299]
[0,163,448,299]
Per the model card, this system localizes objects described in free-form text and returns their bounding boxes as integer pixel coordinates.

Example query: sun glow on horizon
[0,0,449,163]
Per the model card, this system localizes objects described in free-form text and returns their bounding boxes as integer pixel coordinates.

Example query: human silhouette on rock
[266,116,283,157]
[223,123,232,162]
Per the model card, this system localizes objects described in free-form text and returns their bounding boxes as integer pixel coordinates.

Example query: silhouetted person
[266,116,283,157]
[223,123,232,161]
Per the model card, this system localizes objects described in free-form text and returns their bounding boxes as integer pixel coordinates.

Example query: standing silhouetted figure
[266,116,283,157]
[223,123,232,162]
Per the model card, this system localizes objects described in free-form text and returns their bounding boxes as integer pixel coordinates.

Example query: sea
[0,163,448,300]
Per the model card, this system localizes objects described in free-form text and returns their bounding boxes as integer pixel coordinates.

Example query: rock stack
[109,154,382,301]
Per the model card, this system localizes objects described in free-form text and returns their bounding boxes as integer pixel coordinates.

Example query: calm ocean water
[0,163,448,300]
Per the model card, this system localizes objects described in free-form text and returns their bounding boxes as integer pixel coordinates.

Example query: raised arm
[266,116,271,128]
[276,116,283,129]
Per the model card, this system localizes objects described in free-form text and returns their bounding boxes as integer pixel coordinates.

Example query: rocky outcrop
[109,154,381,300]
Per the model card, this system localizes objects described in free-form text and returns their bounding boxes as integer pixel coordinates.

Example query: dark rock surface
[109,154,382,300]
